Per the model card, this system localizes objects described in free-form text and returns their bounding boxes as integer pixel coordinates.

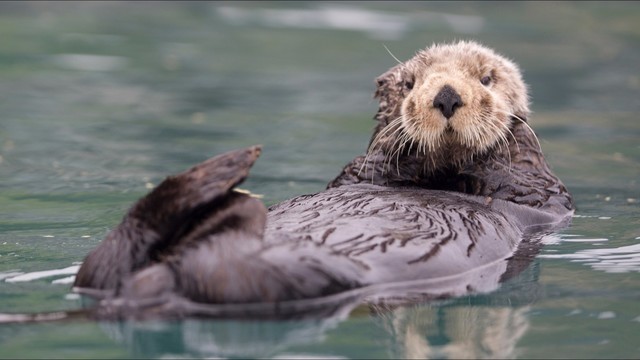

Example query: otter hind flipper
[133,144,262,225]
[73,145,263,294]
[117,193,268,306]
[122,193,270,304]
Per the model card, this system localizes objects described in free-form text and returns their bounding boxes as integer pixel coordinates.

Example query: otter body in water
[72,41,573,314]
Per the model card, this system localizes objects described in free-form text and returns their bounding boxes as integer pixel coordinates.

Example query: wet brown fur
[69,41,573,315]
[328,41,572,214]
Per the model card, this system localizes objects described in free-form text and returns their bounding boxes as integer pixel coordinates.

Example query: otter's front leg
[327,150,391,189]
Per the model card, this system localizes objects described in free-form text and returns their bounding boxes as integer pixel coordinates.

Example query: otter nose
[433,85,463,119]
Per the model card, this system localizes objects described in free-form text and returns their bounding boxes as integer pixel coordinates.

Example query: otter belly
[71,146,571,316]
[264,184,555,289]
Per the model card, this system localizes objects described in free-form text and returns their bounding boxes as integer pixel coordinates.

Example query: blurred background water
[0,1,638,358]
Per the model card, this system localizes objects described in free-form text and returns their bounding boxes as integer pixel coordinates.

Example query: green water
[0,2,639,358]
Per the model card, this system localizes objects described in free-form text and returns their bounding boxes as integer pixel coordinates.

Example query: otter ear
[374,65,402,101]
[373,64,405,128]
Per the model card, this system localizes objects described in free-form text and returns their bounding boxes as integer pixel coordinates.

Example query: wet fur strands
[329,41,572,214]
[70,41,573,318]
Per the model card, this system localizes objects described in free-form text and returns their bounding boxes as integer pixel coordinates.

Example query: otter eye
[403,80,414,90]
[480,75,492,86]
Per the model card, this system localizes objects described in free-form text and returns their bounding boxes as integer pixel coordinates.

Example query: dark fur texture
[71,42,573,317]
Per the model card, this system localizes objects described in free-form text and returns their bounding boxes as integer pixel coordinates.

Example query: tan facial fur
[371,41,530,171]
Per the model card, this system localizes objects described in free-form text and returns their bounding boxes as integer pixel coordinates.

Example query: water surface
[0,2,639,358]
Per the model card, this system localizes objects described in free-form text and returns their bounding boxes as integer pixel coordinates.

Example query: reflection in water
[101,317,346,359]
[100,286,537,359]
[101,304,529,359]
[375,305,530,359]
[95,241,543,359]
[96,303,533,359]
[371,255,541,359]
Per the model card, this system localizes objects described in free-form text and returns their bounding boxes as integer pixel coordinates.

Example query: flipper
[73,145,264,294]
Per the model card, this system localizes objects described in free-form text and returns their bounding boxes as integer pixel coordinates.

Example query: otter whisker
[359,117,404,177]
[367,116,404,157]
[387,124,414,176]
[395,131,414,176]
[421,126,441,154]
[459,118,477,150]
[390,135,406,176]
[408,136,418,159]
[505,126,521,155]
[421,132,430,156]
[386,129,411,176]
[411,129,423,159]
[494,122,513,173]
[515,116,542,151]
[396,129,417,176]
[366,118,399,157]
[383,44,406,68]
[499,121,519,172]
[503,111,542,152]
[482,118,512,172]
[380,127,404,176]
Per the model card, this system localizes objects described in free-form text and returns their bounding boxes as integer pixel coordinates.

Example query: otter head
[371,41,529,173]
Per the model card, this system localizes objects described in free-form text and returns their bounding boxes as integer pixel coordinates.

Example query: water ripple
[539,243,640,273]
[3,265,79,283]
[216,4,484,40]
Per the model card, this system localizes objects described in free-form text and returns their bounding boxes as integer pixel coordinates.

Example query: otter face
[372,41,529,171]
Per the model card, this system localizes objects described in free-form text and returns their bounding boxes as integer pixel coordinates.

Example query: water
[0,2,639,358]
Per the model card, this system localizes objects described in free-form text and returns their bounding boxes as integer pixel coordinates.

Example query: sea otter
[72,41,573,316]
